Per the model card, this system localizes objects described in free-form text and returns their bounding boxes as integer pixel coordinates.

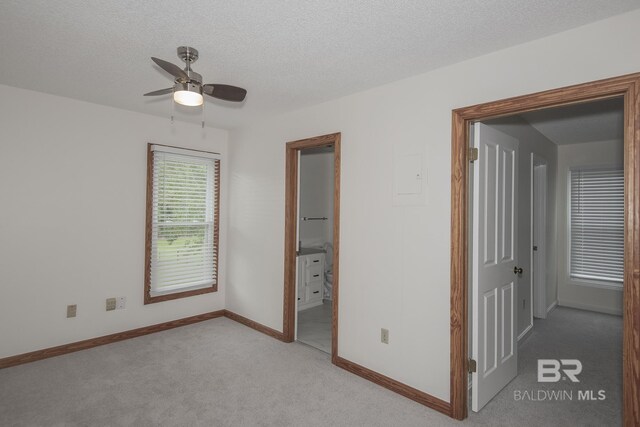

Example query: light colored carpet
[468,306,622,426]
[0,307,622,426]
[297,300,332,354]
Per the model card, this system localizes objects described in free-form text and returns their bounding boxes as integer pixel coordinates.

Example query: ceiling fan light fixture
[145,47,247,108]
[173,82,203,106]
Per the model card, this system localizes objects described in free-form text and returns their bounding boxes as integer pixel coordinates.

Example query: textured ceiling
[1,1,638,129]
[520,97,624,145]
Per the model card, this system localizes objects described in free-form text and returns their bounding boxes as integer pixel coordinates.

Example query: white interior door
[472,122,519,412]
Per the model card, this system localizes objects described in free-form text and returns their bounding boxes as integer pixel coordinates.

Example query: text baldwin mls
[514,389,606,401]
[514,360,606,401]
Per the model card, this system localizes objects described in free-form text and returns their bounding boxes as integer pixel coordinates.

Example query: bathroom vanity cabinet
[297,250,325,310]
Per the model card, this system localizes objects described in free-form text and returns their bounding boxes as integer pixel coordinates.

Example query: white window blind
[570,167,624,285]
[149,145,220,294]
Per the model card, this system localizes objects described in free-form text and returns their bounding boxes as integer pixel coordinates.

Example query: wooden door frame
[283,132,341,361]
[450,73,640,424]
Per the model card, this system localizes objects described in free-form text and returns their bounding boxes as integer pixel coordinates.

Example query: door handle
[513,266,523,275]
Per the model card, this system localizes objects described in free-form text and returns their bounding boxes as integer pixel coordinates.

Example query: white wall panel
[226,10,640,401]
[0,86,229,358]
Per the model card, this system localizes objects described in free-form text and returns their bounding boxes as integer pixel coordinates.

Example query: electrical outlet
[116,297,126,310]
[67,304,77,318]
[381,328,389,344]
[106,298,116,311]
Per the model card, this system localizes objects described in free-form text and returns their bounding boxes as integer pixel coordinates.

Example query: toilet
[324,271,333,300]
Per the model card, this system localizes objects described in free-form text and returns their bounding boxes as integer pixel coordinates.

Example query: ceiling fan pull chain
[171,96,175,125]
[201,100,205,129]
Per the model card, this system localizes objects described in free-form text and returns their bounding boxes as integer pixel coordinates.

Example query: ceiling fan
[144,46,247,107]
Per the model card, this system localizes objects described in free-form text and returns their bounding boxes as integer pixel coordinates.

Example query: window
[144,144,220,303]
[569,166,624,287]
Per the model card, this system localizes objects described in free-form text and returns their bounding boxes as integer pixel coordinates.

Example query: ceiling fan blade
[151,57,189,80]
[143,88,173,96]
[203,84,247,102]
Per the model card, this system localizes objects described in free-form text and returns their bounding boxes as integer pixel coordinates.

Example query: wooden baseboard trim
[223,310,287,341]
[333,356,451,417]
[5,307,449,419]
[222,311,452,418]
[0,310,225,369]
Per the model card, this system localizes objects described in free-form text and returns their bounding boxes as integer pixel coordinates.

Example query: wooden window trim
[143,143,221,305]
[450,72,640,424]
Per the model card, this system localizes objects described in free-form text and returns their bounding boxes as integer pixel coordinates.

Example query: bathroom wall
[299,151,334,248]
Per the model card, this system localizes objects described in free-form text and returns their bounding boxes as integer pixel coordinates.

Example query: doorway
[296,144,335,353]
[468,98,624,421]
[449,73,640,425]
[283,133,341,360]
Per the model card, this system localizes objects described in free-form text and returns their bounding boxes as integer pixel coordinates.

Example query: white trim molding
[557,300,622,316]
[517,323,533,341]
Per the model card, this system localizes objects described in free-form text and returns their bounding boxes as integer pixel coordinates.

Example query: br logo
[537,359,582,383]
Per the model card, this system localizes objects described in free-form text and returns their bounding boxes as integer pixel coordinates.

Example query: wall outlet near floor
[67,304,77,318]
[106,298,116,311]
[381,328,389,344]
[116,297,126,310]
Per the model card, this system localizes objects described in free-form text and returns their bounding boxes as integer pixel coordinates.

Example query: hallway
[469,306,622,425]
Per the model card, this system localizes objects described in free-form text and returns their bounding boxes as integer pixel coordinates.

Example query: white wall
[556,139,624,315]
[226,9,640,402]
[0,85,229,358]
[480,117,558,337]
[299,151,334,248]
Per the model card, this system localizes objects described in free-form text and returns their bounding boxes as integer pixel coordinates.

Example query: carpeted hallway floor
[0,307,622,426]
[468,306,622,426]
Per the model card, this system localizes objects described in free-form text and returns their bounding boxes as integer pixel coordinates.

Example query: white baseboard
[517,323,533,341]
[546,300,558,314]
[557,300,622,316]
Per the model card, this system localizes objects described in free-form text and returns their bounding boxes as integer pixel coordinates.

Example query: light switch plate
[116,297,126,310]
[106,298,116,311]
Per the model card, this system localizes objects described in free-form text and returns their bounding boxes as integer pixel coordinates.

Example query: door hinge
[468,358,477,373]
[468,147,478,163]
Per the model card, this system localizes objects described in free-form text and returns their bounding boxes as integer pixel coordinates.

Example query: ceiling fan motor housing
[174,81,202,94]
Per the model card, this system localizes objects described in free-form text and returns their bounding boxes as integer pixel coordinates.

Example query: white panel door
[472,123,519,412]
